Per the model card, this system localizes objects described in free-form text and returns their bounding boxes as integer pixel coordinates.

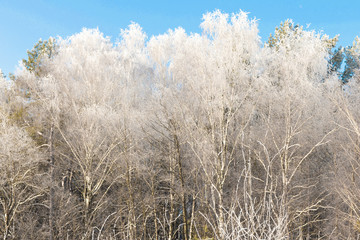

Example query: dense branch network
[0,10,360,240]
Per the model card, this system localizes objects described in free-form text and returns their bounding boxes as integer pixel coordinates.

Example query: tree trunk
[49,126,55,240]
[173,131,189,240]
[151,180,159,240]
[168,155,174,240]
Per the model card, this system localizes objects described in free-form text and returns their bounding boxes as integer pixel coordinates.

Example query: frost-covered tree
[146,10,338,239]
[17,25,152,239]
[330,63,360,238]
[6,9,359,240]
[0,74,46,240]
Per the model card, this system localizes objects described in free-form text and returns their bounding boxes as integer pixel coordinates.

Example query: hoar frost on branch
[2,9,360,240]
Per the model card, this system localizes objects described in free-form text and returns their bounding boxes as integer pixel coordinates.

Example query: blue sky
[1,0,359,76]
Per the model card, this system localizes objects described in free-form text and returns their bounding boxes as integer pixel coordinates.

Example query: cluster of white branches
[1,10,360,240]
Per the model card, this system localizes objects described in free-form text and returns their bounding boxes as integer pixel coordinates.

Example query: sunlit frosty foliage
[2,9,360,240]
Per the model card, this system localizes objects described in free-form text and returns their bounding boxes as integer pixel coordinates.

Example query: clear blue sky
[1,0,359,76]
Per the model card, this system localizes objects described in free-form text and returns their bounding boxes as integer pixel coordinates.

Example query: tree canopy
[0,10,360,240]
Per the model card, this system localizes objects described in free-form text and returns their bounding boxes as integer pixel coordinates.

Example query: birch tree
[0,75,46,240]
